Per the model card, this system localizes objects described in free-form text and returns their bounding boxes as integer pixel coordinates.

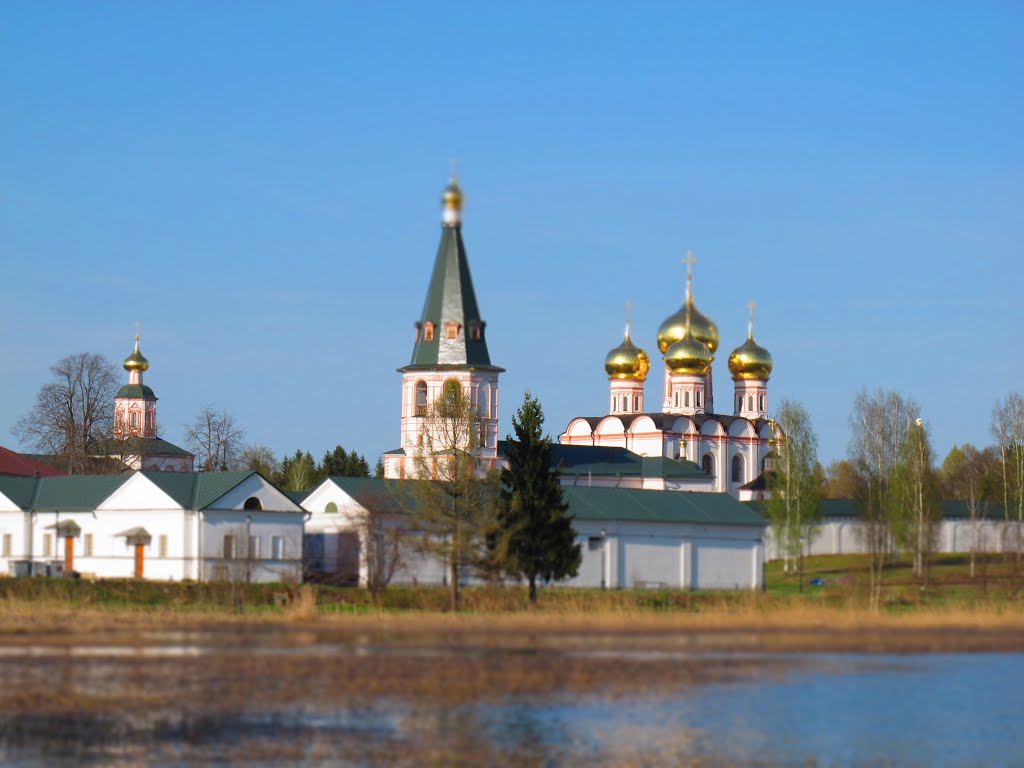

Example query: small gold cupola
[665,329,713,374]
[123,335,149,373]
[728,302,773,381]
[605,319,650,381]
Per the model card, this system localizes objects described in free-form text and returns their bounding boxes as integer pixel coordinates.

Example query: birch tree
[765,399,820,590]
[848,388,920,609]
[888,419,941,581]
[991,392,1024,557]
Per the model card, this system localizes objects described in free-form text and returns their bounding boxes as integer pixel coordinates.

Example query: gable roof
[140,471,268,510]
[399,224,503,373]
[0,476,44,509]
[562,486,767,527]
[0,474,131,512]
[324,476,421,515]
[0,471,291,513]
[0,446,65,477]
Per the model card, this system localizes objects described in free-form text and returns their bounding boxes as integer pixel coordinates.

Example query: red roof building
[0,446,66,477]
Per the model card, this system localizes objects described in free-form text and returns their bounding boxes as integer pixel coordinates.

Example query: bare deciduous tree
[353,504,404,597]
[942,444,997,578]
[184,405,246,472]
[239,445,280,479]
[13,353,119,475]
[410,380,497,611]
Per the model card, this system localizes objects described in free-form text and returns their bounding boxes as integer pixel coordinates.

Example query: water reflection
[1,635,1022,767]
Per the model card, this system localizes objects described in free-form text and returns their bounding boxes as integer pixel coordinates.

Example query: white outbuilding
[303,477,767,590]
[0,471,305,582]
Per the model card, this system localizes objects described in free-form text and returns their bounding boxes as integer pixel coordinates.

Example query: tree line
[768,389,1024,608]
[10,352,378,483]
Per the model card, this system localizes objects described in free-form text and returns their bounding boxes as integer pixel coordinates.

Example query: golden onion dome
[728,335,773,380]
[605,332,650,381]
[123,336,149,372]
[442,179,464,211]
[664,331,712,375]
[657,299,719,355]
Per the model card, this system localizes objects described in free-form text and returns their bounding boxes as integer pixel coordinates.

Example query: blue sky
[2,2,1021,469]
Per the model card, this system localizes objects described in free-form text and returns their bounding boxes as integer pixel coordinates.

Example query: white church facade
[559,255,780,500]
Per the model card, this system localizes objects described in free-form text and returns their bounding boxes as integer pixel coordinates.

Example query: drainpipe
[197,510,204,581]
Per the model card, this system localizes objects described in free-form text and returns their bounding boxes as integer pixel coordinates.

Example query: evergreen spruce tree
[498,392,581,603]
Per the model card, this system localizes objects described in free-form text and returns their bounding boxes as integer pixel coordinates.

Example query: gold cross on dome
[449,157,459,182]
[682,250,698,278]
[747,301,757,338]
[624,300,634,337]
[135,320,141,340]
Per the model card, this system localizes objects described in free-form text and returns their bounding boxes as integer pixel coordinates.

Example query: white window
[2,533,10,557]
[324,502,339,514]
[84,533,94,557]
[271,536,285,560]
[696,391,702,408]
[159,535,168,558]
[43,534,53,558]
[248,536,260,560]
[223,535,236,560]
[748,395,754,411]
[684,391,690,407]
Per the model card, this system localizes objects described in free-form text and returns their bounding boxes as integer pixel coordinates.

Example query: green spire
[401,214,503,372]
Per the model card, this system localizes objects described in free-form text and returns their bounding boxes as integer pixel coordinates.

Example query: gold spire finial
[624,300,634,339]
[449,157,459,183]
[682,251,697,303]
[746,300,757,340]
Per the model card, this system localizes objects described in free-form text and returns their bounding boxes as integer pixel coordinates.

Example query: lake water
[1,637,1022,767]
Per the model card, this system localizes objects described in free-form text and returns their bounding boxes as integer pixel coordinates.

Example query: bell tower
[114,333,158,438]
[385,173,505,479]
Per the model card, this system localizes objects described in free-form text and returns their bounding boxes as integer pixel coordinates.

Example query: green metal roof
[96,436,194,458]
[563,486,767,527]
[545,444,707,480]
[32,475,130,511]
[140,470,263,510]
[324,477,762,528]
[115,384,157,400]
[0,471,295,513]
[327,476,423,515]
[744,498,1008,521]
[399,225,503,373]
[0,476,44,510]
[284,489,311,504]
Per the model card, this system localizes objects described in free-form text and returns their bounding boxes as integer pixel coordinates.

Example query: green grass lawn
[2,553,1022,615]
